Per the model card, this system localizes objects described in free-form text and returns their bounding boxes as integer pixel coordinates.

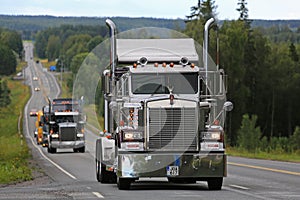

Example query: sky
[0,0,299,20]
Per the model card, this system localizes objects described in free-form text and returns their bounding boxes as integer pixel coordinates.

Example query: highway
[0,42,299,199]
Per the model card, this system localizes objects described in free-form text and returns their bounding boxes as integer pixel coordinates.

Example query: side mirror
[103,69,111,94]
[223,101,233,112]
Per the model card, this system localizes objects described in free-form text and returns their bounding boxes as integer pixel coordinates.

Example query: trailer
[95,18,233,190]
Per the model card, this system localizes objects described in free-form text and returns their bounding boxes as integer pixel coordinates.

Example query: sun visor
[116,38,199,63]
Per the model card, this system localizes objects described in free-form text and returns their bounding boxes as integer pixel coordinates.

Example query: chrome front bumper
[117,152,226,178]
[50,140,85,149]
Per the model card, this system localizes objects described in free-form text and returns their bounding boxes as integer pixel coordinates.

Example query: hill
[1,15,300,40]
[0,15,185,39]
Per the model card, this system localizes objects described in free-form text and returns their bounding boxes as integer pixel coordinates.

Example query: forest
[0,28,23,107]
[1,0,300,155]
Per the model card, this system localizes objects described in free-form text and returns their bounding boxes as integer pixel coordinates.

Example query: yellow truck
[30,109,48,146]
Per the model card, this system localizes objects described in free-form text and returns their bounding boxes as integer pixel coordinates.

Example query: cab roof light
[169,62,174,67]
[154,62,159,67]
[191,63,195,68]
[162,62,167,67]
[133,63,137,68]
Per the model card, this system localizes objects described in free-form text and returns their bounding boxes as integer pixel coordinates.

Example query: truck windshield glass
[55,115,78,123]
[132,73,198,94]
[52,104,80,112]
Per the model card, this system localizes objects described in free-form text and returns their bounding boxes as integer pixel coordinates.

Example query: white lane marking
[230,184,249,190]
[24,60,77,180]
[92,192,105,199]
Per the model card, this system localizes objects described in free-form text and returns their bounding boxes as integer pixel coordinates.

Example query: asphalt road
[0,42,299,200]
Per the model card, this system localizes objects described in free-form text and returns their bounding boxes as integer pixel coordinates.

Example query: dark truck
[47,98,86,153]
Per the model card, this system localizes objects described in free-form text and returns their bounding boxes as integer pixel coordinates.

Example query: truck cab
[47,98,86,153]
[96,19,233,190]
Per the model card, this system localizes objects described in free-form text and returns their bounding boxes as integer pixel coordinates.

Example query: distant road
[0,42,299,200]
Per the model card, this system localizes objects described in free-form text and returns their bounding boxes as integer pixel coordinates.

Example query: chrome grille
[60,127,76,141]
[148,107,198,150]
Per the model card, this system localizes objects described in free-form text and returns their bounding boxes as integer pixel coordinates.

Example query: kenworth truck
[47,98,86,153]
[95,18,233,190]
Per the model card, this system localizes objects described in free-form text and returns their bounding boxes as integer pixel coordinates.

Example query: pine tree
[186,0,217,22]
[237,0,249,21]
[289,42,299,62]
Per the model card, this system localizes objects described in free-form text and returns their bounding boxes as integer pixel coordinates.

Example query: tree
[219,20,249,144]
[237,114,262,152]
[62,34,92,69]
[0,30,23,59]
[200,0,218,22]
[0,78,11,107]
[70,52,89,75]
[0,44,17,75]
[186,0,217,22]
[87,36,104,52]
[46,35,61,61]
[236,0,249,21]
[186,0,202,21]
[289,42,299,62]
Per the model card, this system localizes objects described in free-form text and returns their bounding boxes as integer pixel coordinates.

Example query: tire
[96,160,116,183]
[48,146,56,153]
[78,146,85,153]
[117,177,131,190]
[207,178,223,190]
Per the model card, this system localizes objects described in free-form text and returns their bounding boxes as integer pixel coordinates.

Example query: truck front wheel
[47,146,56,153]
[117,177,131,190]
[96,161,116,183]
[207,177,223,190]
[74,146,85,153]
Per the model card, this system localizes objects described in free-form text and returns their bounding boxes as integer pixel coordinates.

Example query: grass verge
[0,76,32,184]
[227,147,300,163]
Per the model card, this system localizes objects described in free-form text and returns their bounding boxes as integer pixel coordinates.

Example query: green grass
[84,104,104,134]
[226,147,300,163]
[0,75,32,184]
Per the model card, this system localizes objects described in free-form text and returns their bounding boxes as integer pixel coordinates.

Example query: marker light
[191,63,195,68]
[169,62,174,67]
[162,62,167,67]
[133,63,137,68]
[154,63,159,67]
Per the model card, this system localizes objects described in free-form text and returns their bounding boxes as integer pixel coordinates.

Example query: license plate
[167,166,179,176]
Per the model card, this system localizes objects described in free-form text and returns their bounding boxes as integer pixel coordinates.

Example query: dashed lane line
[92,192,105,199]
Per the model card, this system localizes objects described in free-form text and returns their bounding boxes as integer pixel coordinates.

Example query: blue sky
[0,0,299,20]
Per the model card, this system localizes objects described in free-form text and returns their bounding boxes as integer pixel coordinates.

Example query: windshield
[132,73,198,94]
[55,115,79,123]
[52,104,80,112]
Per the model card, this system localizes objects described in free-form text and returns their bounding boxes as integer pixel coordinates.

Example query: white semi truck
[95,18,233,190]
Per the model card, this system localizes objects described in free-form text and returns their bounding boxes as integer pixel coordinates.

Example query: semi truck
[47,98,86,153]
[95,18,233,190]
[30,109,48,147]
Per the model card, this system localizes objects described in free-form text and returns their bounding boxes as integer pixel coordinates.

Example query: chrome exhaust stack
[203,18,215,85]
[106,19,117,80]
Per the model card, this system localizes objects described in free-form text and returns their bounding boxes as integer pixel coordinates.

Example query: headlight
[201,131,223,141]
[51,134,59,138]
[123,131,143,141]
